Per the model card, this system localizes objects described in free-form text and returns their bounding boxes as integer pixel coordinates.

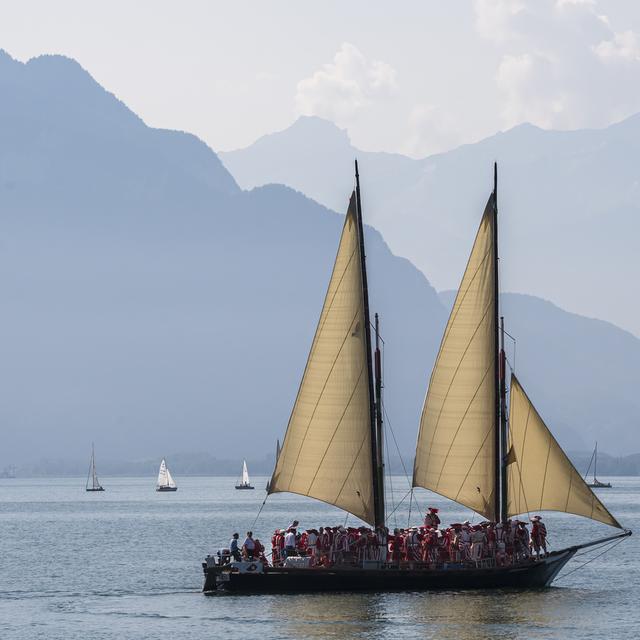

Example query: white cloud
[474,0,640,131]
[594,30,640,61]
[496,52,573,129]
[294,43,397,124]
[474,0,526,43]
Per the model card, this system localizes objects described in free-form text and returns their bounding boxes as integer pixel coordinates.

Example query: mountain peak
[0,49,144,133]
[0,48,239,198]
[27,52,89,74]
[231,115,353,155]
[289,115,349,138]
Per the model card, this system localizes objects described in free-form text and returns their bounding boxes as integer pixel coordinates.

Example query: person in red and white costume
[530,515,548,559]
[424,507,441,529]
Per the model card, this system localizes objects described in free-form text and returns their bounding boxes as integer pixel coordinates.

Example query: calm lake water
[1,475,638,639]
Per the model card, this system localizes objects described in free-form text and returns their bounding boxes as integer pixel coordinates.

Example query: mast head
[493,162,498,196]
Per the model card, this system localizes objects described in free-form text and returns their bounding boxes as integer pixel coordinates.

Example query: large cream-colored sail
[507,374,621,528]
[268,193,375,525]
[413,197,497,520]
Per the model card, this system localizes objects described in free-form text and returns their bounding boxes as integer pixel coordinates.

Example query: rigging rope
[376,330,422,526]
[554,536,627,583]
[382,404,423,520]
[386,488,415,520]
[384,422,398,530]
[251,494,268,530]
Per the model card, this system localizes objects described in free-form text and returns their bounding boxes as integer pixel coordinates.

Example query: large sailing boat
[585,443,612,488]
[85,443,104,492]
[203,163,629,593]
[156,458,178,492]
[235,460,254,490]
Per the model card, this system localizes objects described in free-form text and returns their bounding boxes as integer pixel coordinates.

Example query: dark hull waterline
[156,486,178,492]
[86,487,105,492]
[235,485,254,490]
[203,549,574,593]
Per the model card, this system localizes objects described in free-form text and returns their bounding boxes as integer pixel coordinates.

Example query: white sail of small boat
[156,458,178,492]
[236,459,254,490]
[85,443,104,492]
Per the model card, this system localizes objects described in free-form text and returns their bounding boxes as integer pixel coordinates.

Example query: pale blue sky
[2,0,640,157]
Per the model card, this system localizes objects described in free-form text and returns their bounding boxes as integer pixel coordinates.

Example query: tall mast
[499,316,508,523]
[374,313,385,529]
[355,160,385,529]
[493,162,509,523]
[492,162,503,522]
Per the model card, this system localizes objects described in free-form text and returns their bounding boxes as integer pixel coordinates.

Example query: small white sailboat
[156,458,178,492]
[86,443,104,492]
[235,460,254,490]
[585,442,612,488]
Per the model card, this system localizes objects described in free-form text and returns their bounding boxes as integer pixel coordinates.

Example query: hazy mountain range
[221,114,640,338]
[0,50,638,472]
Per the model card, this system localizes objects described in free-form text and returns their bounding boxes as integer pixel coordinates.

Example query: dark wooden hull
[156,486,178,492]
[203,549,575,594]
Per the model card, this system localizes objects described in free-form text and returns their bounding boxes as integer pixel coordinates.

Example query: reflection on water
[265,593,385,639]
[261,591,538,640]
[257,586,626,640]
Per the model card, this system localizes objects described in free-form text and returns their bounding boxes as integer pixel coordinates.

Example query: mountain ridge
[0,49,638,467]
[0,50,446,466]
[221,113,640,337]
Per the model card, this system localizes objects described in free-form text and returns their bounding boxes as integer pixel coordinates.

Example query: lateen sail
[268,192,375,525]
[506,375,621,528]
[242,460,250,485]
[413,197,497,520]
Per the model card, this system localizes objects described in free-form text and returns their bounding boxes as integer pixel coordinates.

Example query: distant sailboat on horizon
[156,458,178,492]
[585,442,612,488]
[235,460,254,490]
[85,444,104,492]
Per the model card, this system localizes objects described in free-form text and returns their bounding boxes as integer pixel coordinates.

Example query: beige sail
[507,374,621,528]
[413,197,497,520]
[268,192,375,525]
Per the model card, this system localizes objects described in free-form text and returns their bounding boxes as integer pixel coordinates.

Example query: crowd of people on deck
[269,519,389,567]
[225,509,548,569]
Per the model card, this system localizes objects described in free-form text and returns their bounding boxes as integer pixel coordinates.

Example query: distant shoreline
[4,449,640,479]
